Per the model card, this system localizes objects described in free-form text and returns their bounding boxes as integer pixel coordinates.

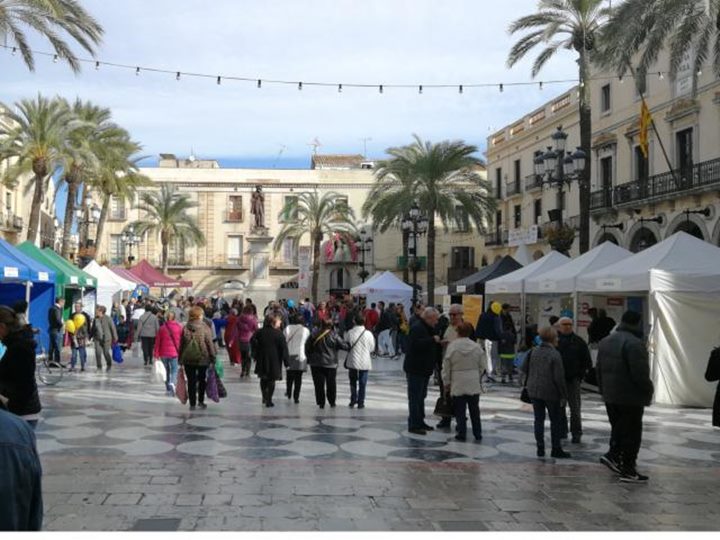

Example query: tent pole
[572,291,579,333]
[25,281,32,319]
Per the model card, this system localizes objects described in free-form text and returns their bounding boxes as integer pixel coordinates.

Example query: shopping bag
[152,360,167,384]
[206,367,220,403]
[433,394,453,417]
[112,343,124,364]
[176,366,188,404]
[216,376,228,399]
[214,360,225,379]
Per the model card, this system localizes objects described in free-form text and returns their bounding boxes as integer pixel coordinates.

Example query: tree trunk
[78,183,89,248]
[61,178,78,257]
[578,52,592,254]
[426,215,436,307]
[26,174,46,245]
[94,196,110,259]
[402,228,410,283]
[311,230,322,304]
[161,231,169,275]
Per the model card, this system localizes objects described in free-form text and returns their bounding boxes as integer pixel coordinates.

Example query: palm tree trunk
[311,230,322,304]
[161,236,169,275]
[402,228,410,283]
[578,52,592,254]
[61,178,78,257]
[426,215,436,307]
[94,196,109,258]
[26,174,46,244]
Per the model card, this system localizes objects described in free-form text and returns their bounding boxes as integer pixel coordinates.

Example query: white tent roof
[525,242,632,294]
[513,244,533,266]
[351,271,413,295]
[577,232,720,293]
[485,251,570,294]
[84,261,137,292]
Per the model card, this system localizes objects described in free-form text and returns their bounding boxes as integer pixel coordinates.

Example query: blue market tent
[0,238,56,351]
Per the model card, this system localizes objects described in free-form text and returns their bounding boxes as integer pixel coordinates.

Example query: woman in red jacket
[225,308,241,365]
[153,311,183,395]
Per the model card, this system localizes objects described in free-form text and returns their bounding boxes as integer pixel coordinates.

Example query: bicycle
[34,331,66,386]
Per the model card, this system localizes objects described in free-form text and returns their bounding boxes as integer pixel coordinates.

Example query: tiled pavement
[35,348,720,531]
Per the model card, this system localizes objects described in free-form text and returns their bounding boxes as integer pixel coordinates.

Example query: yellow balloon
[491,302,502,315]
[65,320,76,334]
[73,313,86,329]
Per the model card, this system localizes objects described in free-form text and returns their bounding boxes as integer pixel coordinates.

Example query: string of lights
[1,43,683,94]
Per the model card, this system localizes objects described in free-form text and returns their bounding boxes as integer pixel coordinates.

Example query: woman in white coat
[442,322,488,441]
[284,313,311,403]
[344,312,376,409]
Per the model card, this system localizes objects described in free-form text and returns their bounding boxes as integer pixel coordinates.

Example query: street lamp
[357,227,374,282]
[535,125,587,227]
[401,202,429,305]
[75,193,102,250]
[122,226,141,265]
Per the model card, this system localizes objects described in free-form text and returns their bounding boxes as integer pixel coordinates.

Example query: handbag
[112,343,124,364]
[206,367,220,403]
[520,349,533,404]
[176,366,188,404]
[152,359,167,384]
[433,393,454,417]
[216,376,228,399]
[705,347,720,382]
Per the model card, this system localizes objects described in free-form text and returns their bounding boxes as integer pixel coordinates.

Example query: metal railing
[108,209,127,221]
[506,181,522,197]
[484,230,508,246]
[525,174,543,191]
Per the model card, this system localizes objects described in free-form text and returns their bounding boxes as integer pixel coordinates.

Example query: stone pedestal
[245,232,275,308]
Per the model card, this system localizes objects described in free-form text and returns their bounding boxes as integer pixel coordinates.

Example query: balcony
[484,230,508,247]
[224,210,244,222]
[447,266,478,284]
[108,209,127,221]
[525,174,543,192]
[591,156,720,211]
[506,181,522,197]
[167,259,192,269]
[397,256,427,271]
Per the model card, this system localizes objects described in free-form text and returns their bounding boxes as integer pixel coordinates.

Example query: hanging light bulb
[217,76,221,85]
[379,84,383,94]
[176,71,181,81]
[53,54,58,63]
[539,81,544,90]
[11,47,17,56]
[419,85,423,94]
[458,85,463,94]
[338,84,342,93]
[298,81,303,91]
[499,83,504,92]
[257,79,262,88]
[697,68,703,76]
[95,61,100,70]
[619,75,624,83]
[136,67,140,76]
[658,72,664,80]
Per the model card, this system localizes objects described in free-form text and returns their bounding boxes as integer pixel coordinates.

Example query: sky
[1,0,583,169]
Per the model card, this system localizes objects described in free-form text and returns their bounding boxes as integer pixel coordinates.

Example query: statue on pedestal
[250,186,265,231]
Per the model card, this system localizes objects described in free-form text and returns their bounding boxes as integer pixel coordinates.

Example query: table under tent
[0,238,56,351]
[17,242,97,319]
[576,231,720,407]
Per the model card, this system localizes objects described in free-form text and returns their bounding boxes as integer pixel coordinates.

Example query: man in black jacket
[404,307,441,435]
[596,310,654,483]
[556,317,592,443]
[47,297,65,367]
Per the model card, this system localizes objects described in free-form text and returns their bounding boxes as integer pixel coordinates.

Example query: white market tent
[351,271,413,311]
[485,250,570,294]
[83,260,137,310]
[526,242,632,294]
[577,232,720,406]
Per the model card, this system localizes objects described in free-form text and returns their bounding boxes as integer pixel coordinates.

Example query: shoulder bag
[344,330,367,369]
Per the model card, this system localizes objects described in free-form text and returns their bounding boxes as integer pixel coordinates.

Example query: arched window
[630,227,658,253]
[673,221,704,240]
[597,233,619,245]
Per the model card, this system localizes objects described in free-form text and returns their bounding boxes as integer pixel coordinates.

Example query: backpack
[180,329,203,364]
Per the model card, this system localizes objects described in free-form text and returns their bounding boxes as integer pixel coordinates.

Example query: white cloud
[1,0,580,161]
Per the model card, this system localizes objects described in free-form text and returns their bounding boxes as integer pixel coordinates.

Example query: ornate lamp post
[122,226,141,265]
[357,226,374,282]
[74,193,101,264]
[401,202,429,305]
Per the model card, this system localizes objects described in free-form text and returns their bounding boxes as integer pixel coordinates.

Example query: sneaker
[408,428,427,435]
[436,420,451,429]
[619,469,649,483]
[550,449,572,459]
[599,453,622,474]
[421,423,435,431]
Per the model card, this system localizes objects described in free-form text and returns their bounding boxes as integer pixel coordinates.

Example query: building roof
[311,154,369,170]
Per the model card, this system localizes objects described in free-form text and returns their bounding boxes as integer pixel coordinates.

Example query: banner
[509,225,539,247]
[462,295,484,327]
[298,246,311,289]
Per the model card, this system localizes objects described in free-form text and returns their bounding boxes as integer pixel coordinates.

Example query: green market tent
[17,242,97,318]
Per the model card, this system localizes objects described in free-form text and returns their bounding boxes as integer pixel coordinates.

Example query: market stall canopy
[577,232,720,293]
[0,238,55,284]
[16,242,96,290]
[485,251,569,294]
[127,260,192,288]
[83,261,136,309]
[110,266,148,287]
[450,256,523,294]
[525,242,632,294]
[351,271,413,312]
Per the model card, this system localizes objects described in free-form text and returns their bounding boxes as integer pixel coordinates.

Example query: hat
[501,303,511,310]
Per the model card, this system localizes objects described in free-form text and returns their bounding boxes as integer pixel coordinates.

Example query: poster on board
[462,295,484,327]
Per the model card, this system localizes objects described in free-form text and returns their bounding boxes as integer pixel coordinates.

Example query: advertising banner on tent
[298,247,311,289]
[462,295,483,327]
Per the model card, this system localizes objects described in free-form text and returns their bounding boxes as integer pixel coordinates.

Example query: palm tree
[507,0,611,254]
[362,171,415,283]
[273,191,356,304]
[0,94,75,244]
[0,0,104,72]
[375,136,495,306]
[599,0,717,98]
[125,184,205,275]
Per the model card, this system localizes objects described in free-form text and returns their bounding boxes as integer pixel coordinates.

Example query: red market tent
[110,266,149,288]
[126,260,192,288]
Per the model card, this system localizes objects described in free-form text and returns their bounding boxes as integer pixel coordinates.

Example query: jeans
[531,398,563,450]
[605,403,645,469]
[94,340,113,369]
[49,330,63,365]
[140,336,155,365]
[453,394,482,439]
[286,370,303,401]
[348,369,369,406]
[260,378,276,404]
[240,343,251,376]
[406,373,430,430]
[397,332,409,355]
[378,330,395,356]
[310,366,337,406]
[559,378,583,439]
[185,365,208,407]
[162,357,179,392]
[70,346,87,369]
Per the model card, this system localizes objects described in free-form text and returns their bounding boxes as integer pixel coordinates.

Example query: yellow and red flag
[639,100,652,158]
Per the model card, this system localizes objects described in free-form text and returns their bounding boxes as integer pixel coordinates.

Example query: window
[168,238,186,264]
[227,235,243,266]
[227,195,243,221]
[5,191,11,215]
[109,196,126,220]
[451,247,475,269]
[281,195,299,222]
[533,199,542,225]
[109,234,125,265]
[601,84,611,112]
[514,204,521,229]
[676,128,693,174]
[495,210,502,233]
[282,237,298,265]
[634,146,649,181]
[600,156,613,191]
[514,159,521,193]
[495,168,502,199]
[454,205,470,232]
